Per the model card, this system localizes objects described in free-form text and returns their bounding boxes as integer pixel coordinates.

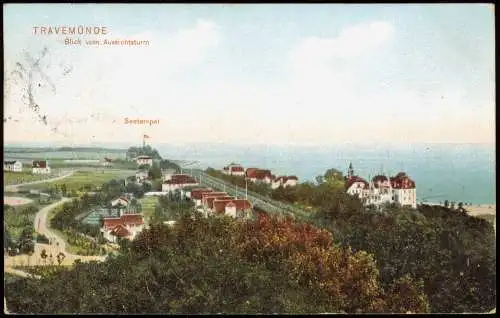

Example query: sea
[4,142,495,205]
[155,142,496,205]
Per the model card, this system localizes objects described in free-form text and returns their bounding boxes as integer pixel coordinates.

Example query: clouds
[3,7,495,145]
[289,21,394,75]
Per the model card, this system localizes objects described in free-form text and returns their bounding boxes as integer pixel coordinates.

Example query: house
[271,176,299,189]
[390,172,417,209]
[161,168,177,181]
[246,168,274,184]
[136,170,149,183]
[136,155,153,167]
[102,157,113,167]
[190,188,214,206]
[32,160,51,174]
[345,163,417,209]
[4,160,23,172]
[202,194,235,211]
[111,197,130,207]
[161,174,199,193]
[101,213,145,243]
[213,199,252,218]
[222,163,245,176]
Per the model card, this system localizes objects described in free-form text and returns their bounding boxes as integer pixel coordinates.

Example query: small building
[190,188,214,206]
[102,157,113,167]
[213,199,252,218]
[222,163,245,176]
[136,156,153,167]
[272,176,299,189]
[101,213,145,243]
[246,168,274,184]
[202,194,234,211]
[161,168,177,181]
[161,174,199,193]
[32,160,51,174]
[4,160,23,172]
[111,197,130,207]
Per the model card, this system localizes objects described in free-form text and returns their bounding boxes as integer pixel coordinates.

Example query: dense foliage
[4,204,38,254]
[5,214,430,314]
[314,200,496,313]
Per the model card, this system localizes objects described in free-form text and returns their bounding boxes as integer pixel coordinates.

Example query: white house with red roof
[246,168,274,184]
[271,176,299,189]
[101,213,145,243]
[161,174,199,193]
[212,199,252,218]
[222,163,245,176]
[32,160,51,174]
[4,160,23,172]
[135,170,150,183]
[345,163,417,209]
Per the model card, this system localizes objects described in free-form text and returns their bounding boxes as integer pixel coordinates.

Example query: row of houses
[222,163,299,189]
[188,188,252,218]
[4,160,51,174]
[345,163,417,209]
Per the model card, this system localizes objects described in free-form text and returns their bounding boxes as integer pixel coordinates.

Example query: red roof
[390,173,416,189]
[230,166,244,172]
[104,157,113,162]
[213,199,252,214]
[110,225,131,238]
[103,218,122,230]
[137,156,152,159]
[345,176,369,190]
[204,195,234,209]
[287,175,298,180]
[114,197,129,203]
[190,188,213,200]
[32,160,47,168]
[103,214,144,230]
[201,192,228,201]
[164,174,198,185]
[247,169,272,180]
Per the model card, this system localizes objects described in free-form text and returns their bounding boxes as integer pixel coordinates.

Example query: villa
[213,199,252,218]
[102,157,113,167]
[4,160,23,172]
[345,163,417,209]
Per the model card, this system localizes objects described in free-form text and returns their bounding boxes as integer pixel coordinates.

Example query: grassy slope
[138,196,159,224]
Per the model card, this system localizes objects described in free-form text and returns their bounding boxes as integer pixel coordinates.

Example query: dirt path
[4,197,106,269]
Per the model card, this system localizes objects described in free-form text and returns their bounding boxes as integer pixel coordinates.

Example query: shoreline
[421,202,496,217]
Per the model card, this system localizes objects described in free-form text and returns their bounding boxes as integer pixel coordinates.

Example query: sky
[3,3,496,146]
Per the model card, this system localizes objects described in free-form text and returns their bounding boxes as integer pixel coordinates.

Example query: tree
[324,168,344,182]
[148,163,162,180]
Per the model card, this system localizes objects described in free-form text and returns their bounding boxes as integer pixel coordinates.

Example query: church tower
[347,162,354,179]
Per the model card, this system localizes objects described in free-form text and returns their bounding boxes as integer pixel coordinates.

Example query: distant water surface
[157,143,495,205]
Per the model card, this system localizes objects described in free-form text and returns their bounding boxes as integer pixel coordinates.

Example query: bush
[36,234,50,244]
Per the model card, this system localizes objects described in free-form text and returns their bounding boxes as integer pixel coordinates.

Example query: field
[19,170,135,192]
[138,196,159,224]
[4,170,58,187]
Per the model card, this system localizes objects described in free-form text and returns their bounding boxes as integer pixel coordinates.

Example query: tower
[347,162,354,179]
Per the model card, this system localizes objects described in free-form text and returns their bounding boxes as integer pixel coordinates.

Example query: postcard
[3,3,495,314]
